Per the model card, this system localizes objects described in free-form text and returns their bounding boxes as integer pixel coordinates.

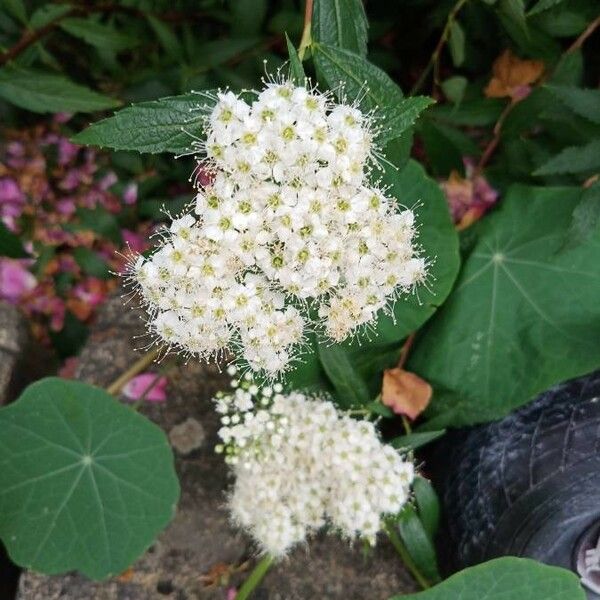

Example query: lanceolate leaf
[533,139,600,175]
[286,33,306,84]
[0,67,119,114]
[59,18,139,51]
[377,97,435,146]
[313,43,404,111]
[0,378,179,580]
[408,185,600,428]
[312,0,369,56]
[74,92,217,154]
[0,222,27,258]
[391,557,586,600]
[545,85,600,125]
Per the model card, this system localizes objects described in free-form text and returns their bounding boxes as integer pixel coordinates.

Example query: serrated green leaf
[368,160,460,344]
[312,0,369,56]
[73,92,216,154]
[545,85,600,125]
[527,0,565,16]
[408,184,600,428]
[390,430,446,451]
[448,21,465,67]
[313,42,404,111]
[286,33,306,84]
[378,97,434,146]
[390,557,586,600]
[0,377,179,580]
[318,343,371,407]
[533,139,600,175]
[396,504,441,583]
[413,477,440,541]
[59,18,139,52]
[0,222,27,258]
[0,67,119,114]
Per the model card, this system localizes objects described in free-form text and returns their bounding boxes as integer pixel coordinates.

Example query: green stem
[236,554,275,600]
[384,520,431,590]
[297,0,314,61]
[410,0,469,96]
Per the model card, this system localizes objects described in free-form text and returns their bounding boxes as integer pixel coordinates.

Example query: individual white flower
[129,81,427,376]
[213,375,414,557]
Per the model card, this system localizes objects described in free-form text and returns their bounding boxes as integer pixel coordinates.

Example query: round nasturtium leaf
[0,377,180,580]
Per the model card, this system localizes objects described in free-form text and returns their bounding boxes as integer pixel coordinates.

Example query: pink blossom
[225,588,237,600]
[99,171,118,191]
[0,178,25,220]
[0,259,37,303]
[56,197,76,216]
[123,182,138,205]
[57,139,80,166]
[122,373,168,402]
[53,112,73,124]
[58,357,78,378]
[122,228,148,253]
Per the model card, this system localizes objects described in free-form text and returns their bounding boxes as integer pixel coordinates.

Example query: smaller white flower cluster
[214,369,414,557]
[132,81,426,376]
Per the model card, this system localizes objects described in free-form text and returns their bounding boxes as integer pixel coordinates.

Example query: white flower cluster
[214,371,414,557]
[133,81,426,375]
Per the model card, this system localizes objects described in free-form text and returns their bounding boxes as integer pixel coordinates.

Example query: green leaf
[390,430,446,451]
[1,0,27,24]
[448,21,465,67]
[565,183,600,248]
[368,160,460,344]
[533,139,600,175]
[0,67,119,114]
[440,76,467,105]
[313,43,404,112]
[528,0,565,16]
[391,557,586,600]
[396,504,441,583]
[29,4,72,28]
[146,15,185,62]
[312,0,369,56]
[72,247,110,278]
[73,92,216,154]
[378,97,434,146]
[429,98,504,127]
[413,477,440,541]
[408,184,600,428]
[545,85,600,125]
[0,377,179,579]
[59,18,139,51]
[286,33,306,84]
[76,207,123,246]
[0,222,27,258]
[317,343,371,407]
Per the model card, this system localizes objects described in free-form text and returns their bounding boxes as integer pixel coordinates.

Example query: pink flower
[225,588,237,600]
[56,197,76,216]
[58,357,78,378]
[0,178,25,222]
[121,228,148,253]
[99,171,118,191]
[122,373,168,402]
[0,259,37,303]
[123,182,138,205]
[57,139,80,166]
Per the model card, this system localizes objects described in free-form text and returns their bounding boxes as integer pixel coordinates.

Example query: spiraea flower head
[213,369,414,557]
[130,80,427,376]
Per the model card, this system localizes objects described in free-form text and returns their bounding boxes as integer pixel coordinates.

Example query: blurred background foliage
[0,0,599,358]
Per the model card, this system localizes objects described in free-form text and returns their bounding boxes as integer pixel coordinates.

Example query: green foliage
[409,184,600,427]
[312,0,369,56]
[73,93,215,154]
[412,477,440,542]
[0,378,179,580]
[0,67,119,114]
[59,18,139,52]
[391,557,586,600]
[390,430,446,451]
[0,221,27,258]
[534,139,600,175]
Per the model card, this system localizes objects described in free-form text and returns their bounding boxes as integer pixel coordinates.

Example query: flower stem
[409,0,469,96]
[384,520,431,590]
[235,554,275,600]
[106,347,161,396]
[298,0,314,61]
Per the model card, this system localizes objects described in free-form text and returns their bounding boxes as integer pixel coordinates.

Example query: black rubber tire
[432,370,600,598]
